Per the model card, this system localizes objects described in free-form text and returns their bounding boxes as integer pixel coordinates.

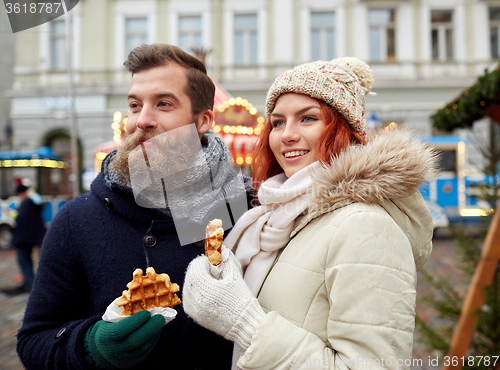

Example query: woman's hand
[183,254,266,351]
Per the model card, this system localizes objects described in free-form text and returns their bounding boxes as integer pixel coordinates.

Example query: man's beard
[109,123,201,189]
[109,129,153,186]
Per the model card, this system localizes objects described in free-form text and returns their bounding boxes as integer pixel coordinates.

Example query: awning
[211,76,232,111]
[0,146,66,168]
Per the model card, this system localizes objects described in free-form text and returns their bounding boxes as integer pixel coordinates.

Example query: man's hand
[183,255,266,351]
[84,310,165,369]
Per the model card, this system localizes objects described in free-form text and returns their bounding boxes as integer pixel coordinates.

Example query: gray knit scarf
[104,130,249,228]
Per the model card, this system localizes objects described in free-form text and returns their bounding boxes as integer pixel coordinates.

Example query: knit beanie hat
[15,178,30,194]
[265,57,374,139]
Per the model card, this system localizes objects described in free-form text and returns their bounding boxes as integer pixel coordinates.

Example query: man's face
[126,63,200,139]
[111,63,213,184]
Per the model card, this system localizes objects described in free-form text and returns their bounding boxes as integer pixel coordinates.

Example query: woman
[183,57,437,369]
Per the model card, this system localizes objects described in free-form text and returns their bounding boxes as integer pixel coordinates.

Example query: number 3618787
[443,356,499,367]
[5,3,63,14]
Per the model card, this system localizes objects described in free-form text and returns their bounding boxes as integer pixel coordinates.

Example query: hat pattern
[265,57,374,139]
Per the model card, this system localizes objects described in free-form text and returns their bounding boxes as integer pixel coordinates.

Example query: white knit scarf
[224,161,319,296]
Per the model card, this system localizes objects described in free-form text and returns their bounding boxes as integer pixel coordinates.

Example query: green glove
[84,310,165,369]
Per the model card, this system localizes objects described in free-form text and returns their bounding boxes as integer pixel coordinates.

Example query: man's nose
[136,105,157,131]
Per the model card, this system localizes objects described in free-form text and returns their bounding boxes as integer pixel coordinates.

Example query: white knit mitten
[183,254,266,351]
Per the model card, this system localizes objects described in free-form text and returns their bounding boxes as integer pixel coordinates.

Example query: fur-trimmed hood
[295,128,439,270]
[309,128,438,207]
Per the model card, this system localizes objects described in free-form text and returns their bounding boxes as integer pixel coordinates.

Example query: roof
[0,146,62,161]
[421,136,470,146]
[431,64,500,131]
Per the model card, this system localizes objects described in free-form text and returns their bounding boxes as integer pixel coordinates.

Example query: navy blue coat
[17,169,251,370]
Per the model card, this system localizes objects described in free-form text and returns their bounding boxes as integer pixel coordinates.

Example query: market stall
[212,96,264,174]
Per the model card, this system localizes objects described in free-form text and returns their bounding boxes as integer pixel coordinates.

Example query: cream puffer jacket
[237,129,437,370]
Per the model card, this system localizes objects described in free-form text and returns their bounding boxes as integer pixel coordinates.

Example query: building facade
[6,0,500,194]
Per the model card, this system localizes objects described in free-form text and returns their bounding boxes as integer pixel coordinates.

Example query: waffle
[205,219,224,265]
[115,267,181,315]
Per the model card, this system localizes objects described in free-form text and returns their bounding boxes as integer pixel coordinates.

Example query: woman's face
[269,93,327,178]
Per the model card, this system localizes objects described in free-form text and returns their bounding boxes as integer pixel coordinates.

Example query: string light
[111,111,126,142]
[0,159,66,168]
[214,97,265,166]
[384,122,398,131]
[113,111,122,123]
[96,152,108,160]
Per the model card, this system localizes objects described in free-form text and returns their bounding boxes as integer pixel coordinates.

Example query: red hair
[251,99,366,193]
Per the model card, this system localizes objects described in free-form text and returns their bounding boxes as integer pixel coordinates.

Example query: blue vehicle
[420,136,493,229]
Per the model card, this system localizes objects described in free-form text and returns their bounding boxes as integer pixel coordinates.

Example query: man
[17,44,250,370]
[2,179,45,296]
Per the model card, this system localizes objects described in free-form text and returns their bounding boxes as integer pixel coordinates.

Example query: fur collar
[308,128,439,217]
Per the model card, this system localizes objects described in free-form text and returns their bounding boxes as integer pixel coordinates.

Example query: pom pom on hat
[334,57,374,93]
[265,57,374,139]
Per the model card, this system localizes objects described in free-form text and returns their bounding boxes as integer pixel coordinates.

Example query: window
[234,14,257,65]
[438,149,457,173]
[311,12,335,61]
[125,17,148,59]
[179,15,202,54]
[431,10,453,61]
[50,20,66,70]
[490,8,500,59]
[368,8,395,62]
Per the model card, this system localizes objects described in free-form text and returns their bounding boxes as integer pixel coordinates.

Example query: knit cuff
[227,298,266,351]
[83,323,115,370]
